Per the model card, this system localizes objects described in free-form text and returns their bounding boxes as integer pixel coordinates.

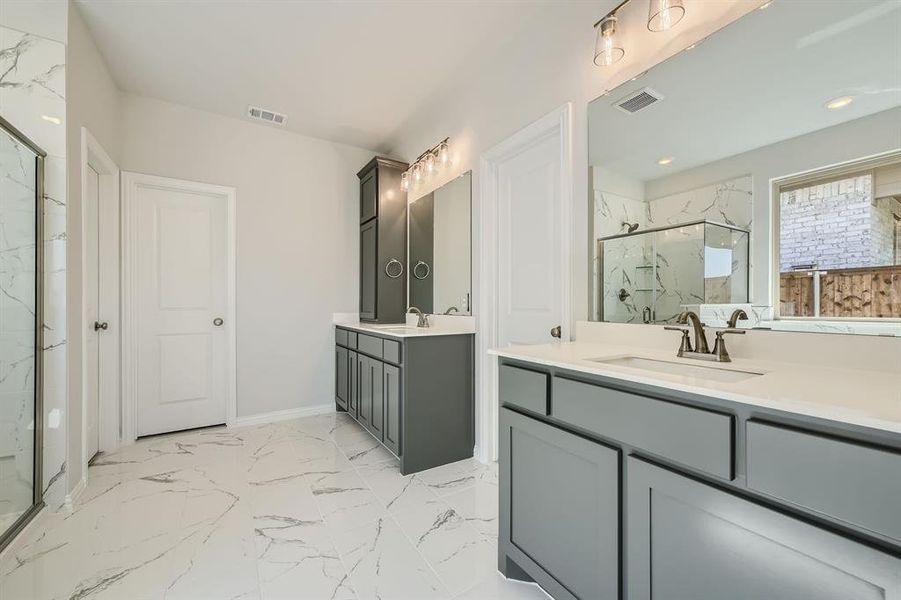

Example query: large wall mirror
[408,171,472,315]
[588,0,901,335]
[0,116,44,550]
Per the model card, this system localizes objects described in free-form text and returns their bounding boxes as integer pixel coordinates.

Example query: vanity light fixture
[647,0,685,32]
[657,156,674,165]
[403,138,451,189]
[825,96,854,110]
[594,16,624,66]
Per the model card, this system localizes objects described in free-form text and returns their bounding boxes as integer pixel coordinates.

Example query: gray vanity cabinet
[359,220,377,321]
[627,457,900,600]
[335,327,474,475]
[335,345,349,411]
[383,364,401,456]
[499,408,619,600]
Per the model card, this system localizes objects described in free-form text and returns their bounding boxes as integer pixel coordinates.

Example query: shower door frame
[0,115,45,553]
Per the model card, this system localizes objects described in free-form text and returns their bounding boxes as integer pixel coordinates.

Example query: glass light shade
[594,17,624,67]
[413,162,423,183]
[400,171,409,191]
[425,152,436,174]
[647,0,685,32]
[439,141,449,165]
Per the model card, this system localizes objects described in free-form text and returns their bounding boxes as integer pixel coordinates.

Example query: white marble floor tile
[0,413,537,600]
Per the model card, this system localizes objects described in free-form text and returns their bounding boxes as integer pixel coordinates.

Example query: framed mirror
[0,116,44,550]
[588,0,901,335]
[408,171,472,315]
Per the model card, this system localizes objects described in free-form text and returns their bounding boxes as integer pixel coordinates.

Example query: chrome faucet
[407,306,430,328]
[443,306,459,315]
[664,310,745,363]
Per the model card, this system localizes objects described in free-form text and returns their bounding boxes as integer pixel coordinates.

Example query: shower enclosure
[0,116,44,550]
[598,220,749,324]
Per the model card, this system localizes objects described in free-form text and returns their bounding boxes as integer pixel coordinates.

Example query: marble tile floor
[0,412,548,600]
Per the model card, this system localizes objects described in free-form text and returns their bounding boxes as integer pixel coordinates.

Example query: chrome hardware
[213,317,224,326]
[412,260,431,280]
[617,288,631,302]
[94,321,108,331]
[550,325,562,339]
[407,306,430,328]
[642,306,652,324]
[385,259,404,279]
[444,306,459,315]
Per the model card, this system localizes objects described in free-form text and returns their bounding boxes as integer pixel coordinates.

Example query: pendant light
[647,0,685,32]
[594,16,624,67]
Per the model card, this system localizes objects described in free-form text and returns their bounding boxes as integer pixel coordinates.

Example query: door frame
[80,127,120,468]
[120,171,237,443]
[477,103,573,463]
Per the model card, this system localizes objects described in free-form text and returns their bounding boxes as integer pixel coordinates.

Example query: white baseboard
[63,476,87,512]
[230,403,335,428]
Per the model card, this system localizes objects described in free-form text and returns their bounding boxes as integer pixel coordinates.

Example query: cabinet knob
[213,317,224,326]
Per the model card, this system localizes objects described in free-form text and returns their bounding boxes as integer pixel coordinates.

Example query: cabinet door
[360,220,377,321]
[358,354,371,427]
[627,457,901,600]
[348,350,358,418]
[499,408,619,600]
[335,345,348,410]
[360,167,377,223]
[383,364,401,456]
[367,359,384,440]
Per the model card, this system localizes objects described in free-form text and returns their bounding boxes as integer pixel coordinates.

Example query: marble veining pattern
[0,412,547,600]
[594,175,753,324]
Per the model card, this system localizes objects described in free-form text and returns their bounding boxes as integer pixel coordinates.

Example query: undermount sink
[588,355,763,383]
[369,326,428,334]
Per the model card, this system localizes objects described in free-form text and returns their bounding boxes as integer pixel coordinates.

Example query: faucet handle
[715,328,746,335]
[664,326,693,355]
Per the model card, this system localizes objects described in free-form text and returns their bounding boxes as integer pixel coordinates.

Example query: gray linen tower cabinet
[357,157,408,323]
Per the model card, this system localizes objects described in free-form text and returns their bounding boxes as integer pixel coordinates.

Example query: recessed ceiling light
[657,157,674,165]
[41,115,61,125]
[825,96,854,110]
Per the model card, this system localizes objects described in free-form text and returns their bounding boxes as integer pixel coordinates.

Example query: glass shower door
[0,117,43,550]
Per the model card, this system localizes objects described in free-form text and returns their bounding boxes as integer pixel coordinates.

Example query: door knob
[213,318,224,326]
[550,325,561,338]
[94,321,108,331]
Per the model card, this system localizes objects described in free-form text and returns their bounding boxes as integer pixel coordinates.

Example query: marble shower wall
[0,25,68,511]
[593,173,753,323]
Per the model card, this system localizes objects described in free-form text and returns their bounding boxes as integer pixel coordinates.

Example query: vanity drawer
[747,421,901,542]
[357,334,383,358]
[347,331,358,349]
[335,328,349,347]
[383,339,401,364]
[551,377,733,479]
[499,365,549,415]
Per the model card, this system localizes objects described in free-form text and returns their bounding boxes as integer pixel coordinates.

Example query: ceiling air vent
[614,87,663,114]
[247,105,287,126]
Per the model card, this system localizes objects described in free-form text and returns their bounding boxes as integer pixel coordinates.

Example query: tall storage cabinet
[357,157,408,323]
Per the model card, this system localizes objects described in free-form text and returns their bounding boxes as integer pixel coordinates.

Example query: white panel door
[135,182,229,437]
[497,132,564,346]
[84,165,101,458]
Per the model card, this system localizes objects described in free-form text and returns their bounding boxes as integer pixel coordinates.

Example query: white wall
[65,0,121,498]
[119,95,373,417]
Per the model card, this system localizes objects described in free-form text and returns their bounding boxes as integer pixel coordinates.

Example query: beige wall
[66,1,122,493]
[119,94,372,417]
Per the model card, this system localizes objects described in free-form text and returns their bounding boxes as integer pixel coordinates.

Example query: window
[777,158,901,320]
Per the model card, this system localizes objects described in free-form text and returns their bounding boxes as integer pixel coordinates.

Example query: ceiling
[75,0,555,151]
[588,0,901,182]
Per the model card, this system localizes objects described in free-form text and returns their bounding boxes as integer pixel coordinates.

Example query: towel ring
[385,258,404,279]
[413,260,431,280]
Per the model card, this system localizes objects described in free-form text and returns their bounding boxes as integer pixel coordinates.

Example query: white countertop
[490,341,901,435]
[336,321,475,339]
